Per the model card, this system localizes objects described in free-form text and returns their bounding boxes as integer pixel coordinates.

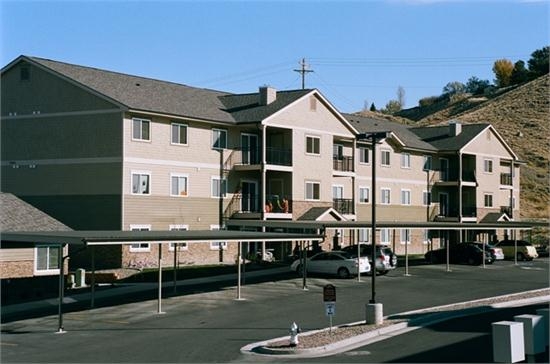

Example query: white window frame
[381,149,391,167]
[359,186,370,204]
[169,225,189,251]
[423,230,430,245]
[171,122,188,146]
[484,158,494,174]
[358,147,369,164]
[210,225,227,250]
[358,228,370,243]
[129,225,151,252]
[170,173,189,197]
[380,228,391,245]
[401,189,411,205]
[305,181,321,201]
[132,117,151,141]
[484,193,494,207]
[131,171,151,195]
[400,229,411,245]
[305,135,321,155]
[423,155,432,171]
[401,153,411,169]
[212,128,227,149]
[211,176,227,198]
[332,185,344,199]
[34,245,60,275]
[381,188,391,205]
[423,190,431,206]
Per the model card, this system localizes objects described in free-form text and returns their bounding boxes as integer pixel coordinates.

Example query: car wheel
[517,252,525,261]
[467,257,476,265]
[337,267,350,279]
[379,270,389,276]
[431,255,439,264]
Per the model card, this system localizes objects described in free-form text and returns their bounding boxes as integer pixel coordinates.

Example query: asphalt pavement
[1,258,549,363]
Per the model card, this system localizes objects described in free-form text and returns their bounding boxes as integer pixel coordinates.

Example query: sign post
[323,284,336,333]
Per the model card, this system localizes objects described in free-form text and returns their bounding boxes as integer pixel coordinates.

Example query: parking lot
[1,258,548,363]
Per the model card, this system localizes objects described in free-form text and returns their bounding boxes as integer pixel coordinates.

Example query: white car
[290,251,371,279]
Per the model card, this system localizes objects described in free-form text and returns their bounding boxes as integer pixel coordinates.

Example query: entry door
[439,193,449,216]
[241,181,258,212]
[440,158,449,181]
[241,134,259,164]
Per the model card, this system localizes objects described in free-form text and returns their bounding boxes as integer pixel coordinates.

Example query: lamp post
[357,131,389,324]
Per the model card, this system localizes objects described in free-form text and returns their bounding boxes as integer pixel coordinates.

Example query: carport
[1,230,323,333]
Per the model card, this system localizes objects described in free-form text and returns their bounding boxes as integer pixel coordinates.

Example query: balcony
[500,206,513,217]
[333,198,354,215]
[500,173,513,186]
[266,147,292,166]
[333,156,354,172]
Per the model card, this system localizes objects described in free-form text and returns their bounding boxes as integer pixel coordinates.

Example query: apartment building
[1,56,521,268]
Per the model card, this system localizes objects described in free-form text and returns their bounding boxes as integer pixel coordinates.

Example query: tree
[381,99,402,114]
[397,86,405,108]
[493,59,514,87]
[369,102,377,112]
[465,77,490,95]
[442,81,466,96]
[510,60,529,85]
[527,46,549,79]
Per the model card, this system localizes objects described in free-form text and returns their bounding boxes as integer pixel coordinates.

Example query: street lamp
[357,131,389,310]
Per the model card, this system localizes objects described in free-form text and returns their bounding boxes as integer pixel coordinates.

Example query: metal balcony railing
[333,198,354,215]
[500,173,513,186]
[333,156,354,172]
[266,147,292,166]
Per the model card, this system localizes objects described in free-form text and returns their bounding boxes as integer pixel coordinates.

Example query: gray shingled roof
[0,193,72,232]
[24,56,310,124]
[410,123,490,151]
[343,113,437,152]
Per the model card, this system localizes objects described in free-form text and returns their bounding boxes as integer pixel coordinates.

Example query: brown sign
[323,284,336,302]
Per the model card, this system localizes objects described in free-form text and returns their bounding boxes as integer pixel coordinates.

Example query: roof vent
[259,86,276,105]
[449,121,462,136]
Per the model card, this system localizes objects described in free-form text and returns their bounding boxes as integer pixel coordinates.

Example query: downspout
[260,125,267,259]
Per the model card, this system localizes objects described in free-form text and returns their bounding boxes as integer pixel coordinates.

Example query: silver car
[290,251,371,279]
[342,244,397,275]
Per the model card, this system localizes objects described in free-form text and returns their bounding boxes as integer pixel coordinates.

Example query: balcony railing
[333,156,354,172]
[266,147,292,166]
[433,169,476,183]
[500,206,513,216]
[462,206,477,218]
[500,173,513,186]
[333,198,354,215]
[231,194,293,214]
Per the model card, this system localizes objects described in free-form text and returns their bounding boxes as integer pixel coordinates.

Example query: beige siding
[0,248,33,262]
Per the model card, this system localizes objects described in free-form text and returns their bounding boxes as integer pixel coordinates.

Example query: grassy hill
[365,75,549,220]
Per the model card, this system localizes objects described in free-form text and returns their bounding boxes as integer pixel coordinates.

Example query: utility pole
[294,58,314,89]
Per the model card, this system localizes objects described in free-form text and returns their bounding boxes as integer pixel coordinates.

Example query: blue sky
[1,0,548,113]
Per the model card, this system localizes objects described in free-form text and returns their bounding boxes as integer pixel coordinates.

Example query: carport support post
[237,241,242,300]
[57,244,65,333]
[157,243,164,314]
[301,241,307,290]
[404,232,410,276]
[91,246,95,308]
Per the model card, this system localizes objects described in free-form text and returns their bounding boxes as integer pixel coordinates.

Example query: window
[35,246,60,274]
[212,128,227,149]
[305,181,320,200]
[423,155,432,171]
[484,159,493,173]
[359,147,369,164]
[20,66,30,81]
[132,118,150,141]
[359,187,370,203]
[171,123,188,145]
[401,189,411,205]
[306,136,320,155]
[380,229,391,244]
[423,230,430,245]
[423,191,431,206]
[132,172,151,195]
[332,185,343,199]
[130,225,151,252]
[210,225,227,250]
[169,225,189,251]
[400,229,411,245]
[401,153,411,168]
[381,188,391,205]
[484,193,494,207]
[171,174,188,197]
[211,176,227,198]
[358,228,370,243]
[381,150,391,166]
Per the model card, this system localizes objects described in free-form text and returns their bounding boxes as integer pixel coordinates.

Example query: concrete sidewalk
[1,266,290,320]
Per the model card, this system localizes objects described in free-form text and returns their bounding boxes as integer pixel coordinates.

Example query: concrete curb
[240,290,550,358]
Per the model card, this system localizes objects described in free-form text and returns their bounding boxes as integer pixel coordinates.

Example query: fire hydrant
[289,322,300,347]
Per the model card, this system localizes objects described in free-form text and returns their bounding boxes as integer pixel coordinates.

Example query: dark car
[425,243,494,265]
[342,244,397,275]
